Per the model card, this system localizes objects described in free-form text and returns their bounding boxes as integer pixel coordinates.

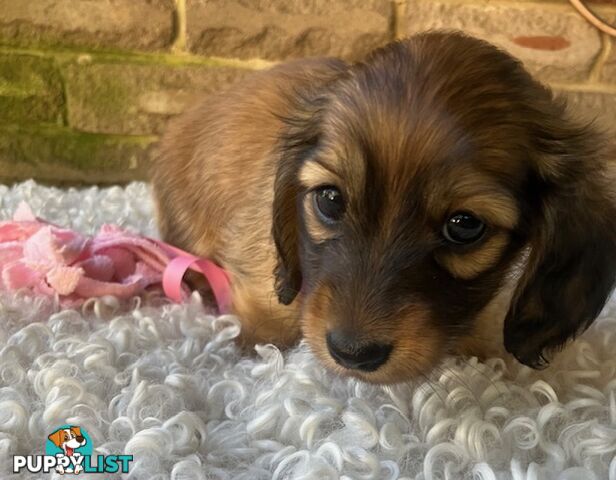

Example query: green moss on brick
[0,54,65,124]
[63,61,249,135]
[0,45,272,70]
[65,64,135,131]
[0,123,156,184]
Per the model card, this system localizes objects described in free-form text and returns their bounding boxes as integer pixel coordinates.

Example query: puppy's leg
[231,282,301,350]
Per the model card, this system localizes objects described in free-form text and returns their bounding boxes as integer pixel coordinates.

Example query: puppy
[151,31,616,384]
[47,426,87,474]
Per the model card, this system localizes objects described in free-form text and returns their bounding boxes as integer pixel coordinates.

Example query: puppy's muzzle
[326,331,393,371]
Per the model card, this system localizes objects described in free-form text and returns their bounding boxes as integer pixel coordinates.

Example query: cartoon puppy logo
[13,425,132,475]
[47,426,87,474]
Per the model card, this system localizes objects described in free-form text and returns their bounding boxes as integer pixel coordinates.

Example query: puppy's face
[273,32,616,384]
[295,107,526,383]
[48,427,85,449]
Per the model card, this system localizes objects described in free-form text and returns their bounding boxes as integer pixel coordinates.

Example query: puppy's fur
[152,32,616,384]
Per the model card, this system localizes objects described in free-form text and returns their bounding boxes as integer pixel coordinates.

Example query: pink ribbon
[155,241,232,313]
[0,202,232,313]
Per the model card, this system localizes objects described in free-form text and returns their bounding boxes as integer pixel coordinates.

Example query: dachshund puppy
[152,31,616,384]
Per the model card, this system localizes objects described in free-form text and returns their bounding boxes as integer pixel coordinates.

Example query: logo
[13,425,133,475]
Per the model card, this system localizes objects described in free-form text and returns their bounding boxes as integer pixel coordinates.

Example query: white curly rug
[1,181,615,480]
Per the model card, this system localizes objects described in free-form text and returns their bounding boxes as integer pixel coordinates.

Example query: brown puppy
[152,31,616,384]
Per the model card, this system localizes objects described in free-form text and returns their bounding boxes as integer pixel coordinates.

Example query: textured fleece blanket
[0,181,615,480]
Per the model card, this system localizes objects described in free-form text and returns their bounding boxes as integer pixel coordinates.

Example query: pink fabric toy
[0,202,231,311]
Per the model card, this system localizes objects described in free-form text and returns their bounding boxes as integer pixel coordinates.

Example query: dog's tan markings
[426,170,519,280]
[300,283,333,368]
[298,159,344,245]
[302,195,338,243]
[427,171,519,227]
[437,231,509,280]
[456,269,521,359]
[457,193,519,230]
[302,287,444,384]
[371,305,445,384]
[298,160,341,190]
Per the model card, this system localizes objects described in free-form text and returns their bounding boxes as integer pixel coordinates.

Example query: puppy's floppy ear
[504,99,616,368]
[48,429,64,447]
[271,59,347,305]
[272,92,329,305]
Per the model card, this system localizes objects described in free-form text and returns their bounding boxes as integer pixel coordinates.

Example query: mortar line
[389,1,407,41]
[0,45,273,70]
[549,81,616,94]
[589,32,612,83]
[56,60,70,128]
[171,0,188,54]
[0,122,159,142]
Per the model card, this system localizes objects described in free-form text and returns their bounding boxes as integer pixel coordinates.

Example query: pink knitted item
[0,203,231,310]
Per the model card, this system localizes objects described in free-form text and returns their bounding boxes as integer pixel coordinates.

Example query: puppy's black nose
[326,331,392,371]
[76,435,84,443]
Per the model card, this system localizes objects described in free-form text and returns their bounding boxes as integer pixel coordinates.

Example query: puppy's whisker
[417,372,447,408]
[459,357,512,399]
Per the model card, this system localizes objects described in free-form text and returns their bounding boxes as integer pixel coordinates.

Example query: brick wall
[0,0,614,184]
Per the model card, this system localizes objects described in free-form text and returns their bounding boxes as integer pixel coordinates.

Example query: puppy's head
[273,32,616,384]
[48,427,84,448]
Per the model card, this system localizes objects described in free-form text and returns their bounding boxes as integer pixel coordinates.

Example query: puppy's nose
[326,331,392,371]
[76,435,84,443]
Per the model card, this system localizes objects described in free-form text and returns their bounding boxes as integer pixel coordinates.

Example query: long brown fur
[151,31,616,384]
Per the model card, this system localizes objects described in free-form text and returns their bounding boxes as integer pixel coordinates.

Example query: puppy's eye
[443,212,486,245]
[313,186,345,223]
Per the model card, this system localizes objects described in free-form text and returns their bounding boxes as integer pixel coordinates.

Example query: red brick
[403,0,603,83]
[513,36,571,51]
